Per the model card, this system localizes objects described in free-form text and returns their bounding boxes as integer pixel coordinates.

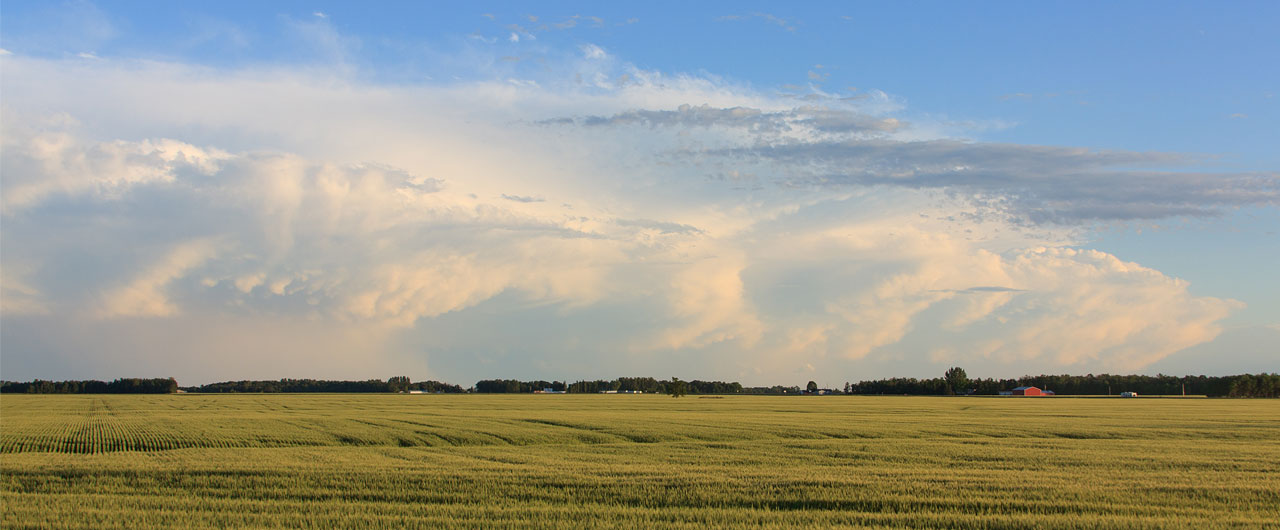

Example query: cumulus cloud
[833,240,1235,370]
[729,216,1240,374]
[1,126,229,214]
[580,43,607,60]
[97,239,221,318]
[0,51,1256,383]
[1,122,635,333]
[648,254,762,350]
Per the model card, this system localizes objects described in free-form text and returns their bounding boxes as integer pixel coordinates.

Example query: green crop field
[2,395,1277,529]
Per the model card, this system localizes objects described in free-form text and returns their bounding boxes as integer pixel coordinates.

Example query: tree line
[844,371,1280,398]
[0,378,464,394]
[4,372,1276,397]
[184,378,465,393]
[475,379,567,393]
[474,377,749,394]
[0,378,178,394]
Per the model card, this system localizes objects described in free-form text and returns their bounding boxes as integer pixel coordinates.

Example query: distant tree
[944,367,969,395]
[843,382,851,394]
[668,377,687,398]
[806,381,818,393]
[740,385,802,395]
[836,372,1276,397]
[387,376,411,392]
[0,378,177,394]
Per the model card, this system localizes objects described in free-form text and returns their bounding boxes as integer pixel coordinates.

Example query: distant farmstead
[1011,386,1043,396]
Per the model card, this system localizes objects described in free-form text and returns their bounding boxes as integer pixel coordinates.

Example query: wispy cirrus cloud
[501,194,546,203]
[551,103,903,135]
[719,139,1278,224]
[716,13,796,32]
[540,97,1277,225]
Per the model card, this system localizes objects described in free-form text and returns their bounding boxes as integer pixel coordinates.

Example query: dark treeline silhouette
[686,380,744,394]
[743,385,804,395]
[478,377,750,394]
[6,373,1276,397]
[183,378,465,393]
[845,373,1280,398]
[476,380,567,393]
[1,378,178,394]
[1218,374,1280,398]
[566,377,659,393]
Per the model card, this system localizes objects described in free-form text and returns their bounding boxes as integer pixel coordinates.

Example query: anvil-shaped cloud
[0,50,1259,384]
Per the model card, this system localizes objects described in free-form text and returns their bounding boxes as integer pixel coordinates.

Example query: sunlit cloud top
[2,2,1277,384]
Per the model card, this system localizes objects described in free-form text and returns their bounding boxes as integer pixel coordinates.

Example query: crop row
[4,439,1278,529]
[6,394,1277,456]
[3,395,1279,528]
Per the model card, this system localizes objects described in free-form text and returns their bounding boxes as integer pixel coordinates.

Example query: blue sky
[2,1,1276,385]
[7,1,1275,162]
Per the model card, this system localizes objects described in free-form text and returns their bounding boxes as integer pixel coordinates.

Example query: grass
[2,394,1277,528]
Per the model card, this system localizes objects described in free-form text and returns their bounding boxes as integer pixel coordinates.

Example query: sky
[1,1,1277,386]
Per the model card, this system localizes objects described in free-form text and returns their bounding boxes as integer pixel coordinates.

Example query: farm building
[1011,386,1043,396]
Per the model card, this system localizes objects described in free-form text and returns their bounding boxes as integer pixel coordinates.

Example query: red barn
[1012,386,1043,396]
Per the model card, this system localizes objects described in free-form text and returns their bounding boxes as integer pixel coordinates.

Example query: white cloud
[647,254,762,350]
[234,273,265,293]
[97,239,221,318]
[717,13,796,31]
[282,14,358,67]
[1,123,230,214]
[3,2,117,56]
[724,214,1241,375]
[720,139,1278,224]
[581,43,607,60]
[0,53,1254,383]
[1,266,50,316]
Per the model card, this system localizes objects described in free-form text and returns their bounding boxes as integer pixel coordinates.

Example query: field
[2,395,1277,529]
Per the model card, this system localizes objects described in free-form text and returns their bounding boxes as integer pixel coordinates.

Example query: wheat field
[2,394,1277,529]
